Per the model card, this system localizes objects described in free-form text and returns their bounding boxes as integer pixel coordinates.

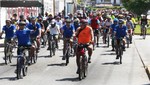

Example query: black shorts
[93,29,99,36]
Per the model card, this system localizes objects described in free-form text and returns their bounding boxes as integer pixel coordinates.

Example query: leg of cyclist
[76,47,80,74]
[36,37,40,52]
[87,44,93,63]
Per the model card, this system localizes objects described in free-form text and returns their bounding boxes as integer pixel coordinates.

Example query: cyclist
[126,16,134,43]
[27,17,41,53]
[89,14,100,47]
[75,19,94,73]
[140,15,148,36]
[114,19,127,59]
[0,19,16,59]
[37,18,46,47]
[15,21,35,72]
[73,18,80,31]
[61,19,75,60]
[110,18,118,51]
[46,19,60,49]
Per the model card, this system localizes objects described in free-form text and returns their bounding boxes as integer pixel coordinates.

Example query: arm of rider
[0,31,4,38]
[90,26,94,44]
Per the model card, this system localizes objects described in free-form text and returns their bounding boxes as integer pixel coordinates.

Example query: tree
[122,0,150,16]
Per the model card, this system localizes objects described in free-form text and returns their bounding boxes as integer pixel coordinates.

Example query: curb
[146,66,150,79]
[134,41,150,80]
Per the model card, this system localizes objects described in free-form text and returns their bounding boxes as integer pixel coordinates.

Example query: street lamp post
[64,0,66,17]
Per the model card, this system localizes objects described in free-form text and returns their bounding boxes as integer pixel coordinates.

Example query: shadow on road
[56,77,79,82]
[47,63,66,67]
[142,84,150,85]
[0,63,6,66]
[0,76,17,81]
[38,55,52,58]
[102,61,120,65]
[100,53,116,55]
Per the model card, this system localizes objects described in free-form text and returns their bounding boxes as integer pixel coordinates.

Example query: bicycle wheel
[49,41,52,57]
[79,56,83,80]
[33,51,37,63]
[83,55,88,77]
[119,46,122,64]
[16,57,22,79]
[107,35,110,47]
[52,41,56,56]
[65,49,70,66]
[5,45,9,64]
[126,37,129,48]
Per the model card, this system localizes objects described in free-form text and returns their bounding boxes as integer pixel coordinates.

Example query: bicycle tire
[119,46,122,64]
[83,55,88,77]
[107,35,110,47]
[16,57,22,79]
[52,41,56,56]
[49,41,52,57]
[33,52,37,63]
[5,45,9,64]
[79,56,83,80]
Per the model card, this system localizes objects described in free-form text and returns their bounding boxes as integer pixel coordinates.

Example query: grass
[134,24,150,34]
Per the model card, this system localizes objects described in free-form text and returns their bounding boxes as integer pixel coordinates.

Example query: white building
[96,0,122,6]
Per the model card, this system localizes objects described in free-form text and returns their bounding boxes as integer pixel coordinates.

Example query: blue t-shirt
[62,25,74,38]
[110,24,117,33]
[15,29,31,46]
[115,25,127,39]
[2,25,16,39]
[27,23,41,37]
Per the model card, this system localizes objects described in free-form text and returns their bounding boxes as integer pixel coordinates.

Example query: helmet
[113,18,119,22]
[51,19,56,28]
[119,19,124,24]
[74,18,80,23]
[65,19,71,23]
[80,19,88,24]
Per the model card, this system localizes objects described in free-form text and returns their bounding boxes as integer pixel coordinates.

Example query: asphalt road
[0,36,149,85]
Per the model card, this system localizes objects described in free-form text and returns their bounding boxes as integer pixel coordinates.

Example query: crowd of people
[0,8,149,77]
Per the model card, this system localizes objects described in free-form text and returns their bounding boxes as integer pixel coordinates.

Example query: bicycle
[77,44,89,80]
[16,46,30,79]
[48,34,57,57]
[4,39,13,65]
[115,38,124,64]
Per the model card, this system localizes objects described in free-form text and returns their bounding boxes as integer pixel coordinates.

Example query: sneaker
[62,56,65,60]
[116,55,119,59]
[47,47,50,50]
[111,49,115,51]
[88,58,91,63]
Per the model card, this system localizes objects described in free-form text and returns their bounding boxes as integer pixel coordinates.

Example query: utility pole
[53,0,55,16]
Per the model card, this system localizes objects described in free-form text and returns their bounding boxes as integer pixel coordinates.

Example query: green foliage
[122,0,150,16]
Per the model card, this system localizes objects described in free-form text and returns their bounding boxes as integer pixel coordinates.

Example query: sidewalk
[134,35,150,79]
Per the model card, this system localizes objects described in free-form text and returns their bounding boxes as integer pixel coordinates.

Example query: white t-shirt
[55,20,63,29]
[47,24,59,35]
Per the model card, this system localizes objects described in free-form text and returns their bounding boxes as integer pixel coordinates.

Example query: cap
[65,19,71,23]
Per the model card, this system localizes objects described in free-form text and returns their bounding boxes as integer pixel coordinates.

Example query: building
[95,0,122,7]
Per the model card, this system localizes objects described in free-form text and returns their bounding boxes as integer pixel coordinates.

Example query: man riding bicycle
[110,18,118,51]
[114,19,127,59]
[27,17,41,53]
[0,19,16,59]
[61,19,75,60]
[75,19,94,73]
[89,14,100,47]
[46,19,60,49]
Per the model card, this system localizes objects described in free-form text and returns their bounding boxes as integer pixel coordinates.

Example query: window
[104,0,111,3]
